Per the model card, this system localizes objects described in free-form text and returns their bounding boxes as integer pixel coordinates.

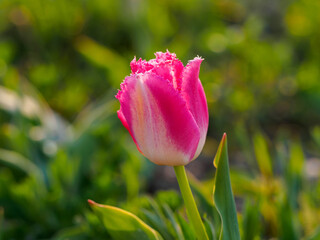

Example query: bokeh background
[0,0,320,239]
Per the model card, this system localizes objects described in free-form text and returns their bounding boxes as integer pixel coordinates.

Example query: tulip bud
[116,51,208,166]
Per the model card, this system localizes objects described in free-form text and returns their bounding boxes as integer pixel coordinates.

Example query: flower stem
[174,165,209,240]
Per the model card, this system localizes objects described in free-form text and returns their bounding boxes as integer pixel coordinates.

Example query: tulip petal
[150,61,184,91]
[154,52,184,91]
[117,110,143,154]
[130,51,184,91]
[130,58,154,74]
[117,73,200,165]
[181,57,209,158]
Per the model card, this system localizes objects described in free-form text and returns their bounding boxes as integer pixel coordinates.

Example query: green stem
[174,165,209,240]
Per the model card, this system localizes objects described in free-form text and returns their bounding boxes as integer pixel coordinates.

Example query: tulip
[116,51,208,166]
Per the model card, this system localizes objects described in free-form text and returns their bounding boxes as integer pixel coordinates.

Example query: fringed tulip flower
[116,51,208,166]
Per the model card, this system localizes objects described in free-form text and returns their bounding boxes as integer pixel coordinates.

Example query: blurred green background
[0,0,320,239]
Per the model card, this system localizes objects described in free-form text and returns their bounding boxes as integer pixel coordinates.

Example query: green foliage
[88,200,163,240]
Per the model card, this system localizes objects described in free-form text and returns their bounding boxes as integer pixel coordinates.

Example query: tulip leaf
[88,200,163,240]
[213,133,240,240]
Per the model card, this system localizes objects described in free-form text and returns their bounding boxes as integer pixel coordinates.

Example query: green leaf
[144,198,178,240]
[162,204,185,240]
[241,199,260,240]
[88,200,163,240]
[213,133,240,240]
[203,216,216,240]
[141,209,173,240]
[278,197,299,240]
[287,140,304,208]
[176,213,196,240]
[253,132,273,177]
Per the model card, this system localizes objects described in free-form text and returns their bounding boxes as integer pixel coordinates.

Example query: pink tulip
[116,51,208,166]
